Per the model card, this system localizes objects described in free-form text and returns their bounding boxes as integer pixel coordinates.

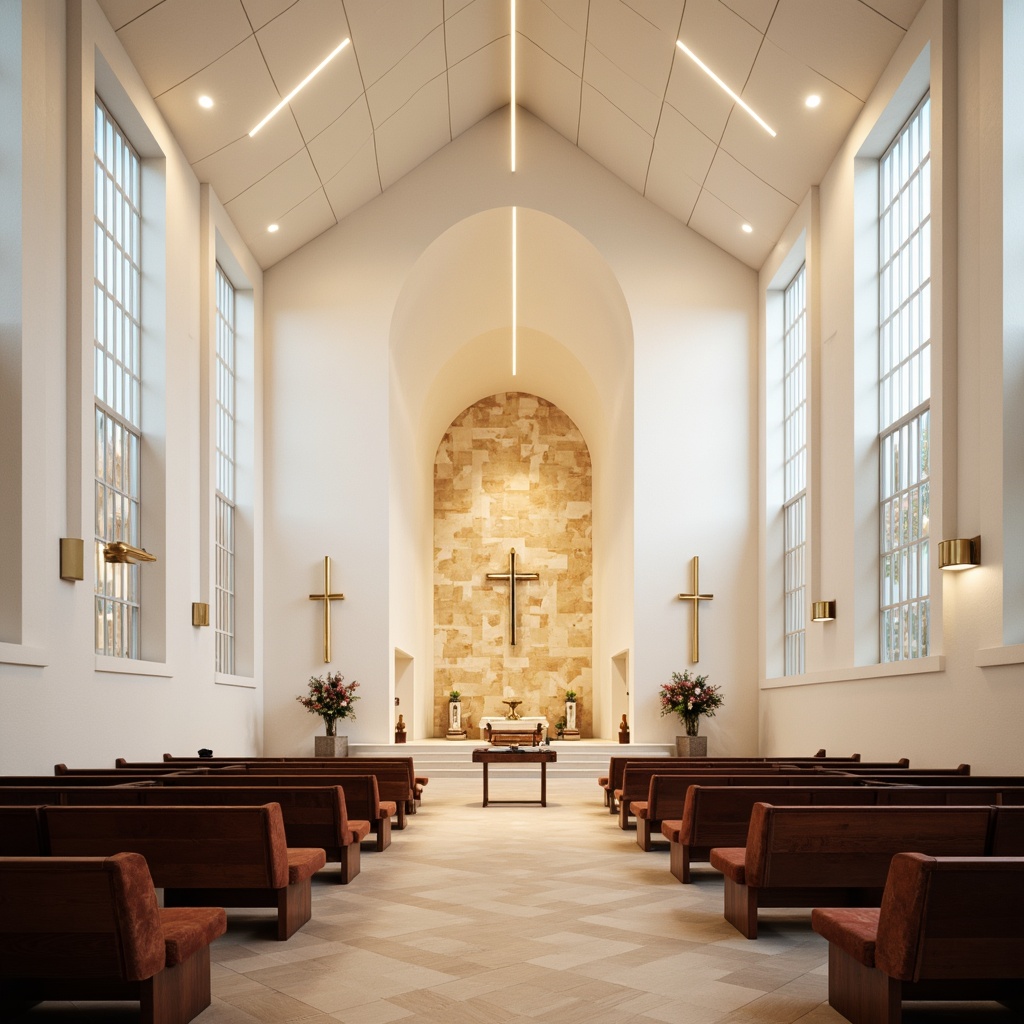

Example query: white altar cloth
[479,715,549,740]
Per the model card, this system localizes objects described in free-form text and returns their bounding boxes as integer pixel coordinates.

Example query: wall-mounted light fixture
[811,600,837,622]
[103,541,157,564]
[938,536,980,571]
[192,602,210,627]
[60,538,84,581]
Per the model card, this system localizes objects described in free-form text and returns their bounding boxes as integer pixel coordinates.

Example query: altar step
[350,740,675,779]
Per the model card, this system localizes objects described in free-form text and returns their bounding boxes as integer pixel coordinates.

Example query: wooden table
[471,747,557,807]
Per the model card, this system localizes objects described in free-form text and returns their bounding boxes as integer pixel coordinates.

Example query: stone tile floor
[7,776,1020,1022]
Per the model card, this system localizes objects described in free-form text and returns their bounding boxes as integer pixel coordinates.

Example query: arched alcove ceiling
[390,206,634,466]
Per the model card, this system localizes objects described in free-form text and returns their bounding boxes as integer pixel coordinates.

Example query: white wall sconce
[811,600,837,622]
[938,536,980,571]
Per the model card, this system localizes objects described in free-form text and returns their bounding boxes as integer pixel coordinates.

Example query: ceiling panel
[114,0,252,97]
[344,0,444,87]
[97,0,163,32]
[583,43,662,136]
[702,148,798,238]
[718,0,776,33]
[98,0,925,268]
[767,0,906,101]
[366,26,447,129]
[374,74,452,190]
[619,0,686,35]
[578,83,653,193]
[721,38,864,203]
[240,0,301,32]
[245,188,337,267]
[192,111,306,205]
[449,38,510,138]
[224,148,323,236]
[446,0,507,65]
[518,37,584,145]
[323,137,383,221]
[154,36,281,165]
[645,100,716,194]
[586,0,675,99]
[520,0,586,75]
[689,186,774,267]
[307,97,375,183]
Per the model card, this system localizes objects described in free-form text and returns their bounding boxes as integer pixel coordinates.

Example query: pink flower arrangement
[658,670,723,723]
[297,671,359,731]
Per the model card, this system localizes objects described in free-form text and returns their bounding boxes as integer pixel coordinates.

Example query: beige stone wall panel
[433,392,593,736]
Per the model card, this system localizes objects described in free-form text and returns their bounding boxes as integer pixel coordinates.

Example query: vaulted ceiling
[98,0,924,270]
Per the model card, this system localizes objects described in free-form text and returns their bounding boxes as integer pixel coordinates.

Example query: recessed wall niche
[433,392,593,737]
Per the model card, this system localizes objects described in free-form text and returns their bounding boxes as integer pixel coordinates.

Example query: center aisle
[204,775,846,1024]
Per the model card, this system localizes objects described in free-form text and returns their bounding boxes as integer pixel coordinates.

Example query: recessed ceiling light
[676,40,776,137]
[805,94,821,109]
[267,224,279,233]
[741,223,753,234]
[198,95,214,109]
[249,37,351,137]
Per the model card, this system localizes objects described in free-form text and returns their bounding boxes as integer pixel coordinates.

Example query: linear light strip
[512,206,517,376]
[675,40,776,137]
[510,0,516,171]
[249,38,351,137]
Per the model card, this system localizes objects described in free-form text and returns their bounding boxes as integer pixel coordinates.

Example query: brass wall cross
[485,548,539,647]
[676,555,713,663]
[309,556,345,663]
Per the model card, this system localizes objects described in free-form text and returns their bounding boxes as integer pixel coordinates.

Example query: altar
[478,715,549,741]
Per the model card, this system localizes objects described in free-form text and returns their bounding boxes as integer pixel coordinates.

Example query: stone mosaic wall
[434,393,593,737]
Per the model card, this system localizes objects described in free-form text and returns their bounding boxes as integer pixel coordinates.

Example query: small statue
[395,714,407,743]
[618,714,630,745]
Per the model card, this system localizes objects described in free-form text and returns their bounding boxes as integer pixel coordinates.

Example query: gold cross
[676,556,713,663]
[309,556,345,663]
[485,548,539,647]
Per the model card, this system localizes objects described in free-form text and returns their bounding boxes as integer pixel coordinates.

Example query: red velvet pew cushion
[811,907,880,967]
[348,821,371,843]
[661,819,682,843]
[287,848,327,884]
[708,847,745,883]
[159,907,227,967]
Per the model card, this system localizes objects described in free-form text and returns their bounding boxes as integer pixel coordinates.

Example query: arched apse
[388,207,635,740]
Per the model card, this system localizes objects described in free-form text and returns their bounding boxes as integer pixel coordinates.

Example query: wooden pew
[598,755,899,812]
[56,785,368,882]
[154,772,396,851]
[0,806,46,855]
[812,853,1024,1024]
[117,760,418,824]
[709,803,995,939]
[659,785,1011,881]
[43,803,326,940]
[0,852,226,1024]
[628,771,878,848]
[143,754,430,808]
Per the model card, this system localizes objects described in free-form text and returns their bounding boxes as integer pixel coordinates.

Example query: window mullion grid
[214,264,236,674]
[879,95,930,664]
[94,99,142,659]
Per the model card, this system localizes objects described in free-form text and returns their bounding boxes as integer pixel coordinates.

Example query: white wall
[0,0,264,773]
[758,0,1024,773]
[264,110,759,749]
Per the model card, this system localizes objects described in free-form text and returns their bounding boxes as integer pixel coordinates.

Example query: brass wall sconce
[103,541,157,564]
[938,536,980,571]
[59,538,84,581]
[192,602,210,627]
[811,600,837,622]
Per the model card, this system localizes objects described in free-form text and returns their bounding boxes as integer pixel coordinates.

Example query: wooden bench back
[0,852,165,982]
[0,806,47,855]
[990,805,1024,854]
[44,803,290,889]
[681,785,1005,852]
[154,772,383,820]
[746,803,993,888]
[876,852,1024,982]
[239,764,412,801]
